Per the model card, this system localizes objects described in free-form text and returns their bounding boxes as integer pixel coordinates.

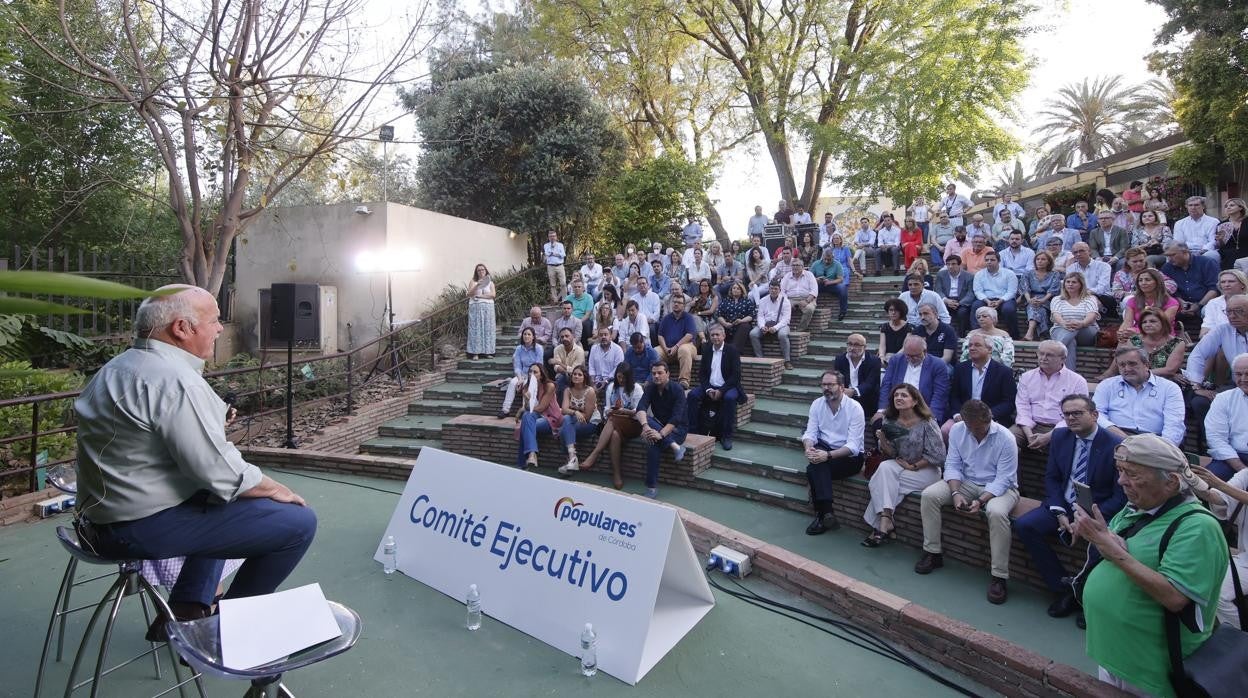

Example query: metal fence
[0,264,546,497]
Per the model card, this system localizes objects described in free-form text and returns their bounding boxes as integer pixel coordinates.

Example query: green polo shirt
[1083,499,1227,697]
[810,258,844,283]
[565,292,594,320]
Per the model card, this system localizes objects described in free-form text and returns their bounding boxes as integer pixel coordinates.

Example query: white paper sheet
[219,583,342,669]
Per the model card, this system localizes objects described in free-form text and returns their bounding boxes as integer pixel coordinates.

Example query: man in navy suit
[941,334,1016,438]
[687,323,745,450]
[874,335,951,424]
[934,255,976,334]
[834,333,881,417]
[1013,394,1124,624]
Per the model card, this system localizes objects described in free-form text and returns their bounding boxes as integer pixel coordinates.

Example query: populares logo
[553,497,639,538]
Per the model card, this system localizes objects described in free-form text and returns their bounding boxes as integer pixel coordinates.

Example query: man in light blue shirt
[915,400,1019,604]
[1179,296,1248,450]
[1093,347,1186,446]
[998,231,1035,276]
[747,205,770,237]
[874,213,902,275]
[630,278,662,340]
[1205,353,1248,479]
[971,250,1019,338]
[899,275,950,325]
[75,286,315,633]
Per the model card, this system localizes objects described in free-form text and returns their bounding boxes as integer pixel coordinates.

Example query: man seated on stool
[801,370,865,535]
[635,362,688,498]
[914,399,1019,605]
[687,323,744,450]
[1010,340,1089,449]
[74,285,316,637]
[1092,347,1186,446]
[941,334,1015,438]
[1014,395,1124,627]
[875,335,950,426]
[835,333,881,415]
[1204,353,1248,479]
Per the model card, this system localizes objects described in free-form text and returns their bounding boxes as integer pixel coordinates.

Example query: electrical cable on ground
[267,467,404,496]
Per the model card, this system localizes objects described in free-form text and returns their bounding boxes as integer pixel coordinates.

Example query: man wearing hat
[1073,433,1227,696]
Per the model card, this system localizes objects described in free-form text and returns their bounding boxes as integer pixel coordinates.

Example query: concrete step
[423,382,488,402]
[765,383,822,401]
[711,441,810,487]
[358,436,440,458]
[407,398,479,416]
[734,422,806,448]
[748,397,812,429]
[693,466,811,507]
[375,415,453,440]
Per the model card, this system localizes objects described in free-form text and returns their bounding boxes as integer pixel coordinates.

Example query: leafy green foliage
[0,315,118,370]
[601,154,712,251]
[0,361,83,469]
[1146,0,1247,177]
[405,61,623,238]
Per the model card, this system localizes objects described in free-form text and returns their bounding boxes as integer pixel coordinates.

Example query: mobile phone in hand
[1073,481,1095,516]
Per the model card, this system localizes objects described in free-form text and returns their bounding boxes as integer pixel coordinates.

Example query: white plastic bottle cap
[584,623,593,632]
[469,584,478,592]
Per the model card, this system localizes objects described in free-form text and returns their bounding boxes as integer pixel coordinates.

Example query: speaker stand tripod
[283,336,297,449]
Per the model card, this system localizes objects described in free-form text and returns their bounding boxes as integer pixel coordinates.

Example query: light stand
[379,125,393,204]
[356,248,420,388]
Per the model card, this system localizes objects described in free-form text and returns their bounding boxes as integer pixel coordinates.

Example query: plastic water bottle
[579,623,598,677]
[466,584,482,631]
[382,536,397,576]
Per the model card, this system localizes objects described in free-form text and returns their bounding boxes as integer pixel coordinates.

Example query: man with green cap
[1073,433,1227,696]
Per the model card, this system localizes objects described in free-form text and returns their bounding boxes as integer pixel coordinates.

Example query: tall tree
[1146,0,1248,182]
[404,59,622,256]
[8,0,440,295]
[1030,76,1164,177]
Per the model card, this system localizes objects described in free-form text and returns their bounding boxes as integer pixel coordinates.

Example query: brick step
[690,356,786,393]
[710,443,810,487]
[407,398,479,417]
[375,415,453,440]
[358,436,440,458]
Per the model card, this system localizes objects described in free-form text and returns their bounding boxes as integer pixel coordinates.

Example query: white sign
[219,583,341,669]
[375,447,715,684]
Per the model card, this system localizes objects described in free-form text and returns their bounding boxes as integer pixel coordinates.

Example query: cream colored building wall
[235,202,525,353]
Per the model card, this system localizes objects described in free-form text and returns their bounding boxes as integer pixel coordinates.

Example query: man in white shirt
[751,280,793,368]
[1065,242,1116,317]
[800,370,865,535]
[681,240,704,270]
[992,194,1025,224]
[543,230,567,304]
[915,399,1019,605]
[874,213,902,275]
[998,231,1035,276]
[629,277,661,340]
[1204,353,1248,479]
[1092,347,1186,445]
[587,326,625,392]
[791,204,813,225]
[1173,195,1221,259]
[768,247,796,282]
[939,183,973,227]
[747,205,770,237]
[992,210,1026,243]
[818,212,838,248]
[852,219,876,276]
[579,252,604,301]
[899,275,950,325]
[781,258,819,331]
[613,300,650,350]
[965,213,995,248]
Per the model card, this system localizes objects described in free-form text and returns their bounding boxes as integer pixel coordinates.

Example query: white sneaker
[558,456,580,475]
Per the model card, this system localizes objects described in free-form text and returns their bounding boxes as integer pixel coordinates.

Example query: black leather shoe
[1047,592,1079,618]
[987,577,1008,605]
[805,513,839,535]
[721,436,733,451]
[914,552,944,574]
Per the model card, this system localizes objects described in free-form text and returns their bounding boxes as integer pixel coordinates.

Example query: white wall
[235,202,527,353]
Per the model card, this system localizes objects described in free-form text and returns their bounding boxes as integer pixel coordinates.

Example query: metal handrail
[0,264,546,495]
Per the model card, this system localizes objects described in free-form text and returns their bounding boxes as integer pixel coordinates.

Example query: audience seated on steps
[1095,308,1187,383]
[554,365,600,475]
[1088,211,1131,272]
[875,335,950,425]
[635,362,689,499]
[835,333,881,418]
[964,214,995,251]
[630,276,662,342]
[781,258,819,332]
[1191,458,1248,630]
[861,383,945,548]
[1020,250,1061,341]
[960,234,990,274]
[1197,269,1247,339]
[498,327,545,418]
[877,298,913,366]
[512,362,561,469]
[1013,394,1124,627]
[911,303,958,365]
[1118,268,1179,340]
[551,301,583,356]
[751,280,793,370]
[1092,346,1186,446]
[1010,340,1089,450]
[587,326,624,394]
[1160,240,1219,332]
[971,249,1020,338]
[1048,272,1100,371]
[810,247,848,321]
[800,370,865,535]
[577,361,645,490]
[622,331,659,384]
[941,334,1016,439]
[579,252,604,301]
[914,399,1019,606]
[929,212,956,267]
[1200,352,1248,480]
[899,275,949,326]
[850,218,875,277]
[998,231,1035,277]
[715,281,757,355]
[613,300,650,351]
[958,306,1015,367]
[565,279,595,346]
[687,324,745,451]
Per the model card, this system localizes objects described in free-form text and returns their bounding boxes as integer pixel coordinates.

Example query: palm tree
[1031,75,1160,176]
[985,159,1026,199]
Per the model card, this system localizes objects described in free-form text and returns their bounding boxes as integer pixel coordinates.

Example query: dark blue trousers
[687,386,740,440]
[971,298,1019,338]
[644,416,687,488]
[1208,453,1248,481]
[818,283,849,316]
[85,494,317,607]
[1014,505,1068,593]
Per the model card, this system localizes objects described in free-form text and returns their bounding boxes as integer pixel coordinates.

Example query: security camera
[354,205,372,215]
